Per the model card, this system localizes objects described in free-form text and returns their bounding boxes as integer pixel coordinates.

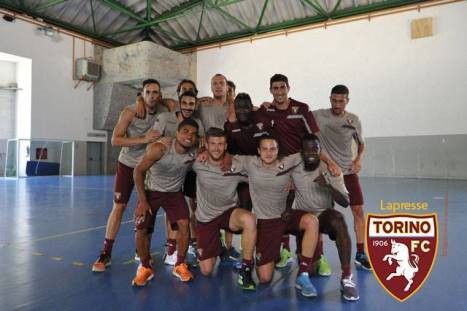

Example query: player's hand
[134,200,152,226]
[198,96,213,106]
[260,101,272,109]
[144,130,161,143]
[135,95,146,119]
[220,153,233,172]
[198,137,206,150]
[284,179,295,192]
[327,161,342,176]
[158,136,173,147]
[197,150,208,163]
[351,159,362,174]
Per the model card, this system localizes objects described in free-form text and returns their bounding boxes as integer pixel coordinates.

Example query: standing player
[194,128,257,290]
[292,133,359,301]
[313,85,370,270]
[152,89,205,265]
[92,79,163,272]
[235,135,320,297]
[257,74,340,271]
[132,119,199,286]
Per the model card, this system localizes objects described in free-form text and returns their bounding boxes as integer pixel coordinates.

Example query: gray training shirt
[292,161,349,215]
[193,159,246,223]
[313,108,363,175]
[196,102,228,131]
[153,111,205,138]
[234,153,302,220]
[145,140,197,192]
[118,104,160,168]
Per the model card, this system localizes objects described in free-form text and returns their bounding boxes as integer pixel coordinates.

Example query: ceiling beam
[209,0,251,30]
[89,0,97,33]
[196,0,206,41]
[98,0,146,23]
[301,0,328,17]
[329,0,343,16]
[0,0,123,46]
[255,0,269,31]
[35,0,67,12]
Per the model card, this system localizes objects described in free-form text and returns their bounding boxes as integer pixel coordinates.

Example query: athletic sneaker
[355,252,372,270]
[275,248,293,268]
[220,246,241,262]
[295,272,317,298]
[341,274,359,301]
[134,250,140,262]
[237,266,256,291]
[92,252,111,272]
[132,266,154,287]
[172,263,193,282]
[188,243,197,257]
[164,250,178,266]
[318,254,332,276]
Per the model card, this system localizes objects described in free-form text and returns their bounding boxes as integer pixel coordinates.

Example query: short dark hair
[302,133,320,144]
[227,80,236,91]
[142,79,160,90]
[270,74,289,88]
[206,127,226,141]
[258,133,279,147]
[177,79,198,96]
[177,118,199,132]
[234,93,252,108]
[331,85,349,96]
[212,73,227,83]
[178,90,198,103]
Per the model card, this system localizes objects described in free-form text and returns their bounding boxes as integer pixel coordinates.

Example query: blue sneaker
[355,252,371,270]
[295,272,317,298]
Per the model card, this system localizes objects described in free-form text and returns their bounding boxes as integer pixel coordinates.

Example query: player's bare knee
[258,272,273,284]
[177,218,190,230]
[241,212,256,230]
[200,264,214,276]
[302,214,319,231]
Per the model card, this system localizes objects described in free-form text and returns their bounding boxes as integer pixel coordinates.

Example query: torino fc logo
[366,214,438,302]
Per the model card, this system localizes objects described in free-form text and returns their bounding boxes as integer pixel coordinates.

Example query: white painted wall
[196,2,467,138]
[0,60,16,87]
[0,18,106,142]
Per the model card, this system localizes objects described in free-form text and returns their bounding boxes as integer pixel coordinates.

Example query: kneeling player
[194,128,257,290]
[292,133,359,301]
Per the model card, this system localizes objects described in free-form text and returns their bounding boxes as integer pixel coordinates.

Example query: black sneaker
[341,274,359,301]
[355,253,372,270]
[220,246,241,262]
[92,252,111,272]
[237,266,256,291]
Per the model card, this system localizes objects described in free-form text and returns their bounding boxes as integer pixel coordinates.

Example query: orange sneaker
[92,252,111,272]
[132,266,154,287]
[172,263,193,282]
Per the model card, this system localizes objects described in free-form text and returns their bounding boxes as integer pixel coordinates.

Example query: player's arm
[111,107,160,147]
[134,94,146,118]
[133,143,167,218]
[315,171,350,207]
[351,119,365,174]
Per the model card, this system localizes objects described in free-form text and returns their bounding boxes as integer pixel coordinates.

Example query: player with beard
[92,79,164,273]
[132,119,199,286]
[291,133,359,301]
[234,135,320,298]
[312,85,369,270]
[193,128,257,290]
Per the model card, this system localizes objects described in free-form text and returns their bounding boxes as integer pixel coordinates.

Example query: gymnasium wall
[0,17,107,175]
[196,1,467,179]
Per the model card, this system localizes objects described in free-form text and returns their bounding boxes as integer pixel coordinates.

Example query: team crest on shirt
[278,163,285,170]
[366,214,438,302]
[347,118,354,124]
[256,122,263,131]
[291,106,299,114]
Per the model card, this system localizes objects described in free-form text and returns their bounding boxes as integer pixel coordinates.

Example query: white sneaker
[164,250,178,266]
[188,244,197,256]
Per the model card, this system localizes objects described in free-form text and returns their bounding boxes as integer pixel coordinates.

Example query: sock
[342,264,352,278]
[103,238,114,256]
[299,255,313,274]
[141,257,151,268]
[242,258,253,269]
[318,240,324,255]
[176,254,186,266]
[167,239,177,255]
[357,243,364,254]
[281,235,290,251]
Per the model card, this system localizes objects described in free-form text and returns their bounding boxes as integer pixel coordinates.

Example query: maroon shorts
[237,182,252,211]
[196,208,238,260]
[256,210,308,266]
[135,190,189,231]
[183,170,197,199]
[344,173,364,206]
[113,162,134,204]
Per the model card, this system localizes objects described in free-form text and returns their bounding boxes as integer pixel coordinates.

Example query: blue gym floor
[0,176,465,311]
